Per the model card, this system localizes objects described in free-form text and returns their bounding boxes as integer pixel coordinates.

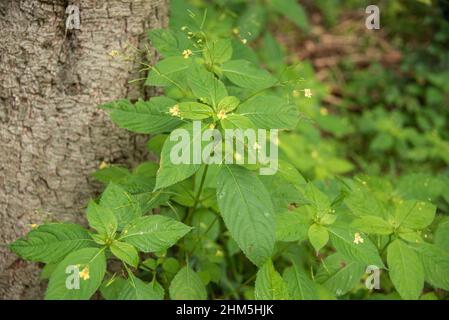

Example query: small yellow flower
[99,161,108,170]
[304,88,313,98]
[232,28,240,35]
[182,49,193,59]
[354,232,364,245]
[209,123,216,129]
[241,38,248,44]
[217,110,227,120]
[169,105,180,117]
[79,266,90,281]
[109,50,119,58]
[30,224,39,229]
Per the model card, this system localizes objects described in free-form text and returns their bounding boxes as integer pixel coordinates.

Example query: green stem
[185,165,209,225]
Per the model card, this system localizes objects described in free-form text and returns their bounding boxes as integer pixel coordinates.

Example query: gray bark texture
[0,0,168,299]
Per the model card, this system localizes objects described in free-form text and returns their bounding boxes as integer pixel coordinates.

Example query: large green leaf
[351,216,393,235]
[100,183,142,229]
[45,248,106,300]
[101,97,182,134]
[155,122,208,190]
[237,95,299,129]
[188,64,228,108]
[255,260,290,300]
[118,273,164,300]
[146,56,190,87]
[435,217,449,250]
[275,210,310,242]
[216,165,275,266]
[148,29,193,58]
[387,240,424,300]
[412,242,449,291]
[394,200,436,230]
[283,263,318,300]
[203,39,233,64]
[221,60,277,90]
[329,225,384,267]
[270,0,309,31]
[169,266,207,300]
[10,224,95,264]
[120,215,191,252]
[315,253,365,297]
[86,201,117,237]
[176,102,214,120]
[110,241,139,268]
[308,224,329,253]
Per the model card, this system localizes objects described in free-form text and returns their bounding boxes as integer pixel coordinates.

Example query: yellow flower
[354,232,364,245]
[182,49,193,59]
[217,110,227,120]
[109,50,119,58]
[79,266,90,281]
[232,28,240,35]
[169,105,180,117]
[241,38,248,44]
[304,88,313,98]
[30,224,39,229]
[99,161,108,170]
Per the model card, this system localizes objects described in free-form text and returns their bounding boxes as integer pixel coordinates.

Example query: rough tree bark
[0,0,168,299]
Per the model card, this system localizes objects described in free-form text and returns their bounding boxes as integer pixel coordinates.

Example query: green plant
[9,0,449,300]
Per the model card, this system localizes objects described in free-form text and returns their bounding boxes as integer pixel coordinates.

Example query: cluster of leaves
[9,0,449,300]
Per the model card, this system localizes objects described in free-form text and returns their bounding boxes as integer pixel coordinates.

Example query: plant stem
[185,165,209,225]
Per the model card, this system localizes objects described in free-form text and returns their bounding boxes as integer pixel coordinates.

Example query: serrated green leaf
[118,273,164,300]
[203,39,233,64]
[99,183,143,229]
[351,216,393,235]
[271,0,309,31]
[387,240,424,300]
[304,183,331,218]
[155,122,209,190]
[176,102,214,120]
[148,29,193,58]
[101,97,182,134]
[216,165,275,266]
[91,166,130,184]
[10,224,95,264]
[188,64,228,108]
[412,242,449,291]
[329,225,384,268]
[45,248,106,300]
[217,96,240,113]
[435,217,449,250]
[316,253,365,297]
[221,60,277,90]
[255,260,290,300]
[110,241,139,268]
[146,56,190,87]
[169,266,207,300]
[120,215,191,253]
[308,224,329,253]
[100,277,127,300]
[237,95,299,129]
[276,210,310,242]
[283,263,318,300]
[86,200,117,237]
[394,200,436,230]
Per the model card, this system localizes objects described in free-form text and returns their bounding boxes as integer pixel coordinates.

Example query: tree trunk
[0,0,168,299]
